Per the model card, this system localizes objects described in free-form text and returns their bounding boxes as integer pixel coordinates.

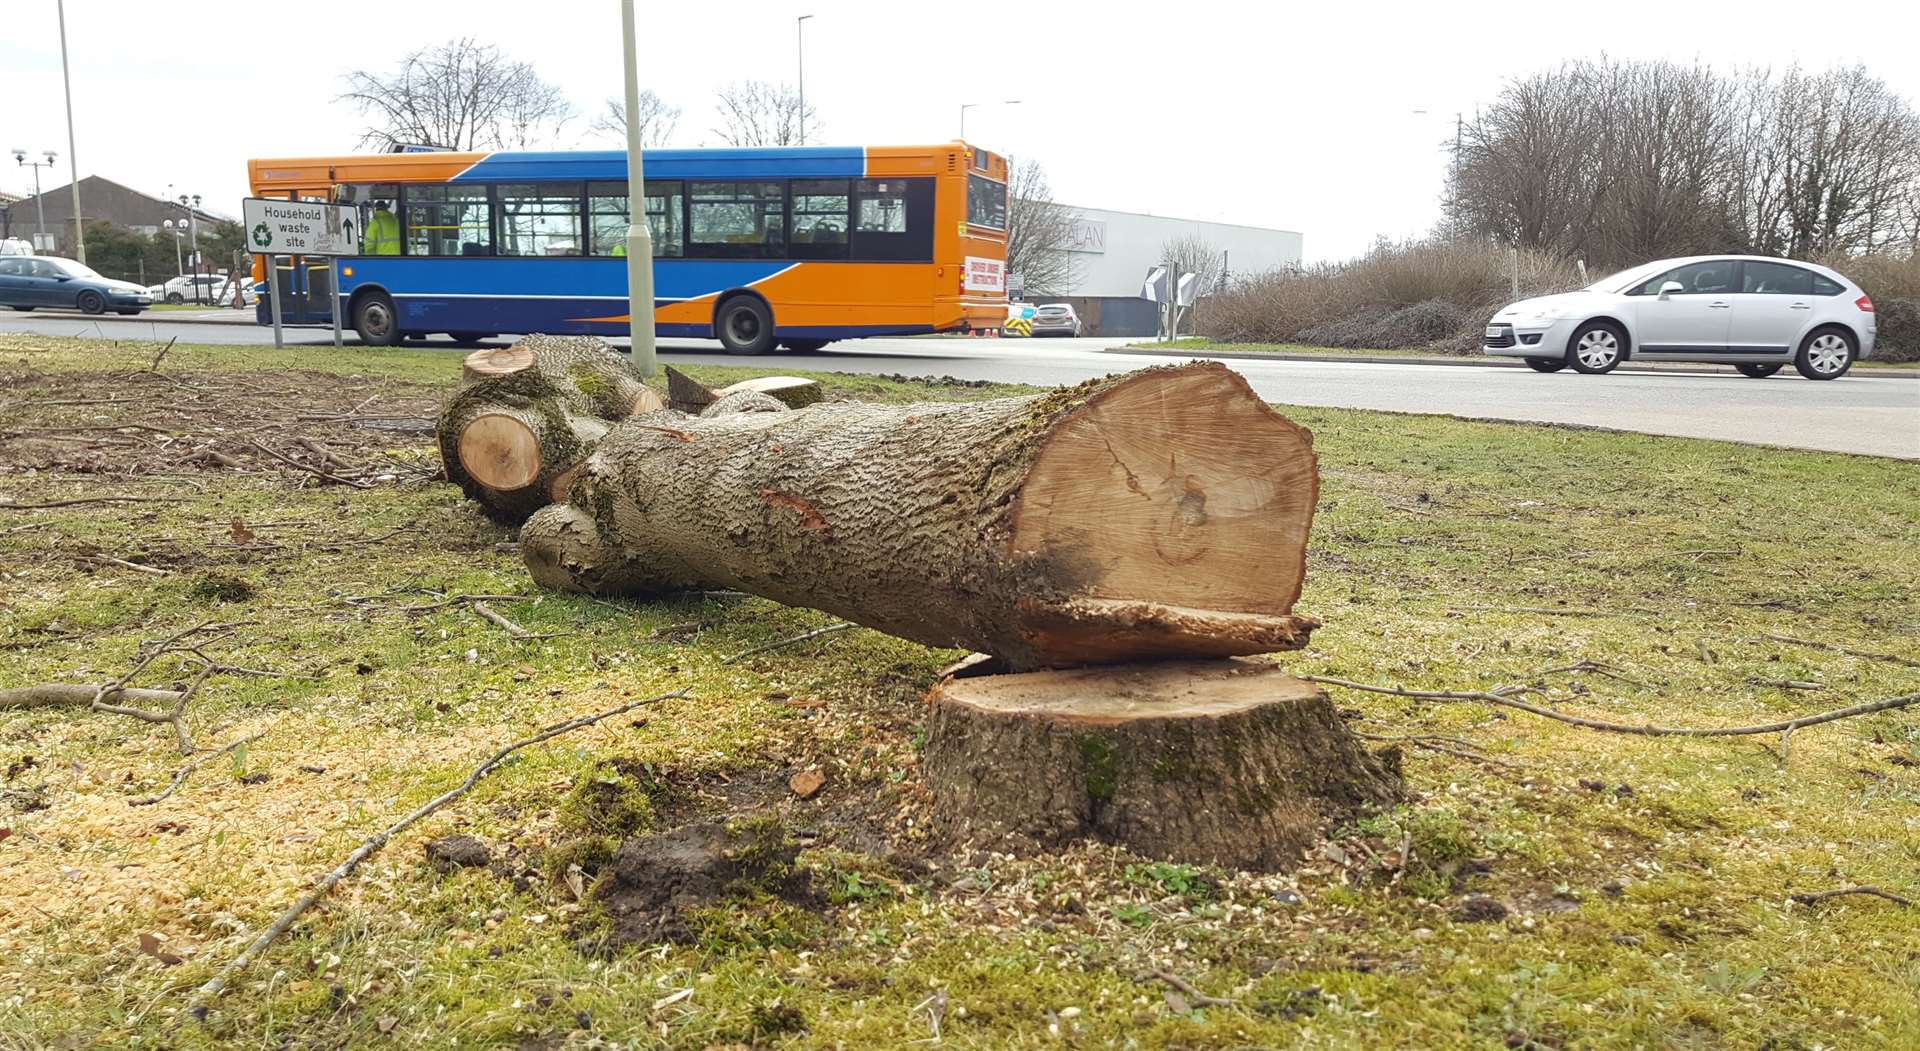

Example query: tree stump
[521,361,1323,670]
[922,659,1403,871]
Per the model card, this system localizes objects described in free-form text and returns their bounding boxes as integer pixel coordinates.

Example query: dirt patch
[595,820,809,947]
[0,366,441,482]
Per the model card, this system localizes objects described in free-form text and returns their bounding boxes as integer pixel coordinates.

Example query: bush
[1202,239,1580,350]
[1205,239,1920,359]
[1872,298,1920,362]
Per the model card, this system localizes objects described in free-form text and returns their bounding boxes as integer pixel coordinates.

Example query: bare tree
[339,38,574,151]
[710,81,821,147]
[1161,235,1226,296]
[1449,57,1920,267]
[1005,158,1078,296]
[592,90,682,147]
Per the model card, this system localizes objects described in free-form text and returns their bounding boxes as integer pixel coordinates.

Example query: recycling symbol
[251,222,273,248]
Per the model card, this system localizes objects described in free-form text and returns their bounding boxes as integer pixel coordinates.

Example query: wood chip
[789,768,827,800]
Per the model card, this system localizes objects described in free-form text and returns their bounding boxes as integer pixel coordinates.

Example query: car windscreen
[1588,263,1665,293]
[51,259,102,280]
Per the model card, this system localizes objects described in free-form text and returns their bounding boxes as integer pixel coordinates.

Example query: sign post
[241,197,362,350]
[266,255,285,350]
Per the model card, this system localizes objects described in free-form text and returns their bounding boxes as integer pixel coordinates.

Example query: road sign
[1141,265,1168,302]
[1008,271,1026,300]
[241,197,361,257]
[1176,272,1200,307]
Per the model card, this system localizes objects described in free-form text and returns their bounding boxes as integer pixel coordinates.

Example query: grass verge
[2,334,1916,1049]
[1127,337,1920,369]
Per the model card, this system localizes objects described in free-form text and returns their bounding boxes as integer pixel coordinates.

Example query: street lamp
[796,15,814,146]
[57,0,85,263]
[162,219,186,282]
[177,193,203,302]
[11,149,58,250]
[959,100,1021,140]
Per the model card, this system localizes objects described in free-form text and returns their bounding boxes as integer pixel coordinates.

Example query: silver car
[1030,302,1082,337]
[1485,255,1877,379]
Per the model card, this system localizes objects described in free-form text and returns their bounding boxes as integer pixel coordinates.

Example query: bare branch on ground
[721,622,855,664]
[187,687,692,1020]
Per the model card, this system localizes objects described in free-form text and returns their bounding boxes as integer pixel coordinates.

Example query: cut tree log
[922,659,1403,870]
[438,335,664,521]
[521,361,1321,669]
[715,375,823,409]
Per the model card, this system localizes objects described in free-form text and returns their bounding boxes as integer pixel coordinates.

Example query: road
[6,313,1916,459]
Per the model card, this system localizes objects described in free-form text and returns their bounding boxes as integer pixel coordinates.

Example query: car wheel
[448,332,494,346]
[715,295,776,355]
[1524,358,1568,373]
[780,339,829,353]
[1794,328,1855,380]
[77,290,106,315]
[7,305,34,312]
[1568,321,1625,374]
[166,292,184,304]
[352,292,401,346]
[1735,363,1783,378]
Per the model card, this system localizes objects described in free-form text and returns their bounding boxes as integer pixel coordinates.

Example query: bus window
[851,178,934,262]
[404,185,492,256]
[967,174,1007,229]
[499,183,584,256]
[688,182,784,258]
[790,179,850,259]
[588,181,683,257]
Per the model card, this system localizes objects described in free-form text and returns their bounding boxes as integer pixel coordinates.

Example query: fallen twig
[244,440,374,490]
[1748,677,1824,691]
[0,496,188,511]
[721,622,855,664]
[470,600,569,641]
[1299,674,1920,739]
[1758,633,1920,669]
[1788,886,1912,908]
[0,683,184,709]
[82,553,170,577]
[131,731,267,807]
[1134,967,1235,1008]
[187,687,691,1020]
[147,337,177,373]
[1357,732,1523,770]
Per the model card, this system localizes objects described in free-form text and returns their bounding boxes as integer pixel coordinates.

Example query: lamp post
[619,0,656,377]
[177,194,202,303]
[796,14,814,146]
[162,219,185,282]
[959,99,1021,140]
[11,149,57,250]
[57,0,85,263]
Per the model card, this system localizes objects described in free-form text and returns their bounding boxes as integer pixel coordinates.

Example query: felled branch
[131,731,267,807]
[1301,674,1920,740]
[1788,886,1912,908]
[188,687,691,1020]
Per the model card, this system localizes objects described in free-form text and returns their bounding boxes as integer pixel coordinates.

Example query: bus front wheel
[715,295,776,356]
[353,292,400,347]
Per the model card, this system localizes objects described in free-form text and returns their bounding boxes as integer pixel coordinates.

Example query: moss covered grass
[0,334,1916,1048]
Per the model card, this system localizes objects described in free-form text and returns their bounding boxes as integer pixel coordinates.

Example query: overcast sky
[4,0,1917,261]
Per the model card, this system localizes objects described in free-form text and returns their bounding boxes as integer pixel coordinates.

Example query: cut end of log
[715,376,824,409]
[632,386,669,414]
[461,345,536,383]
[458,413,541,491]
[1016,599,1318,664]
[1011,363,1318,621]
[923,659,1403,871]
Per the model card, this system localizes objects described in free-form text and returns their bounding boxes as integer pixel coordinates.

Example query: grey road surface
[5,313,1915,459]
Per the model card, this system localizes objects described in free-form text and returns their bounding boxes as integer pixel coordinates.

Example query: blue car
[0,254,153,315]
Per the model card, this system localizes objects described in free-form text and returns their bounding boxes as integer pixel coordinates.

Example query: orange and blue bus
[244,143,1010,354]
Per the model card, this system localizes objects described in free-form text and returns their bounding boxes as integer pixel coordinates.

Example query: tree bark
[921,659,1404,871]
[521,361,1322,670]
[437,335,663,521]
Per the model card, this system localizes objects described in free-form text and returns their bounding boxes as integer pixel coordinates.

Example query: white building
[1032,205,1303,336]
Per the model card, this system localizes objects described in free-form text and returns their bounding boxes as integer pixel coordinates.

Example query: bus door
[255,254,333,325]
